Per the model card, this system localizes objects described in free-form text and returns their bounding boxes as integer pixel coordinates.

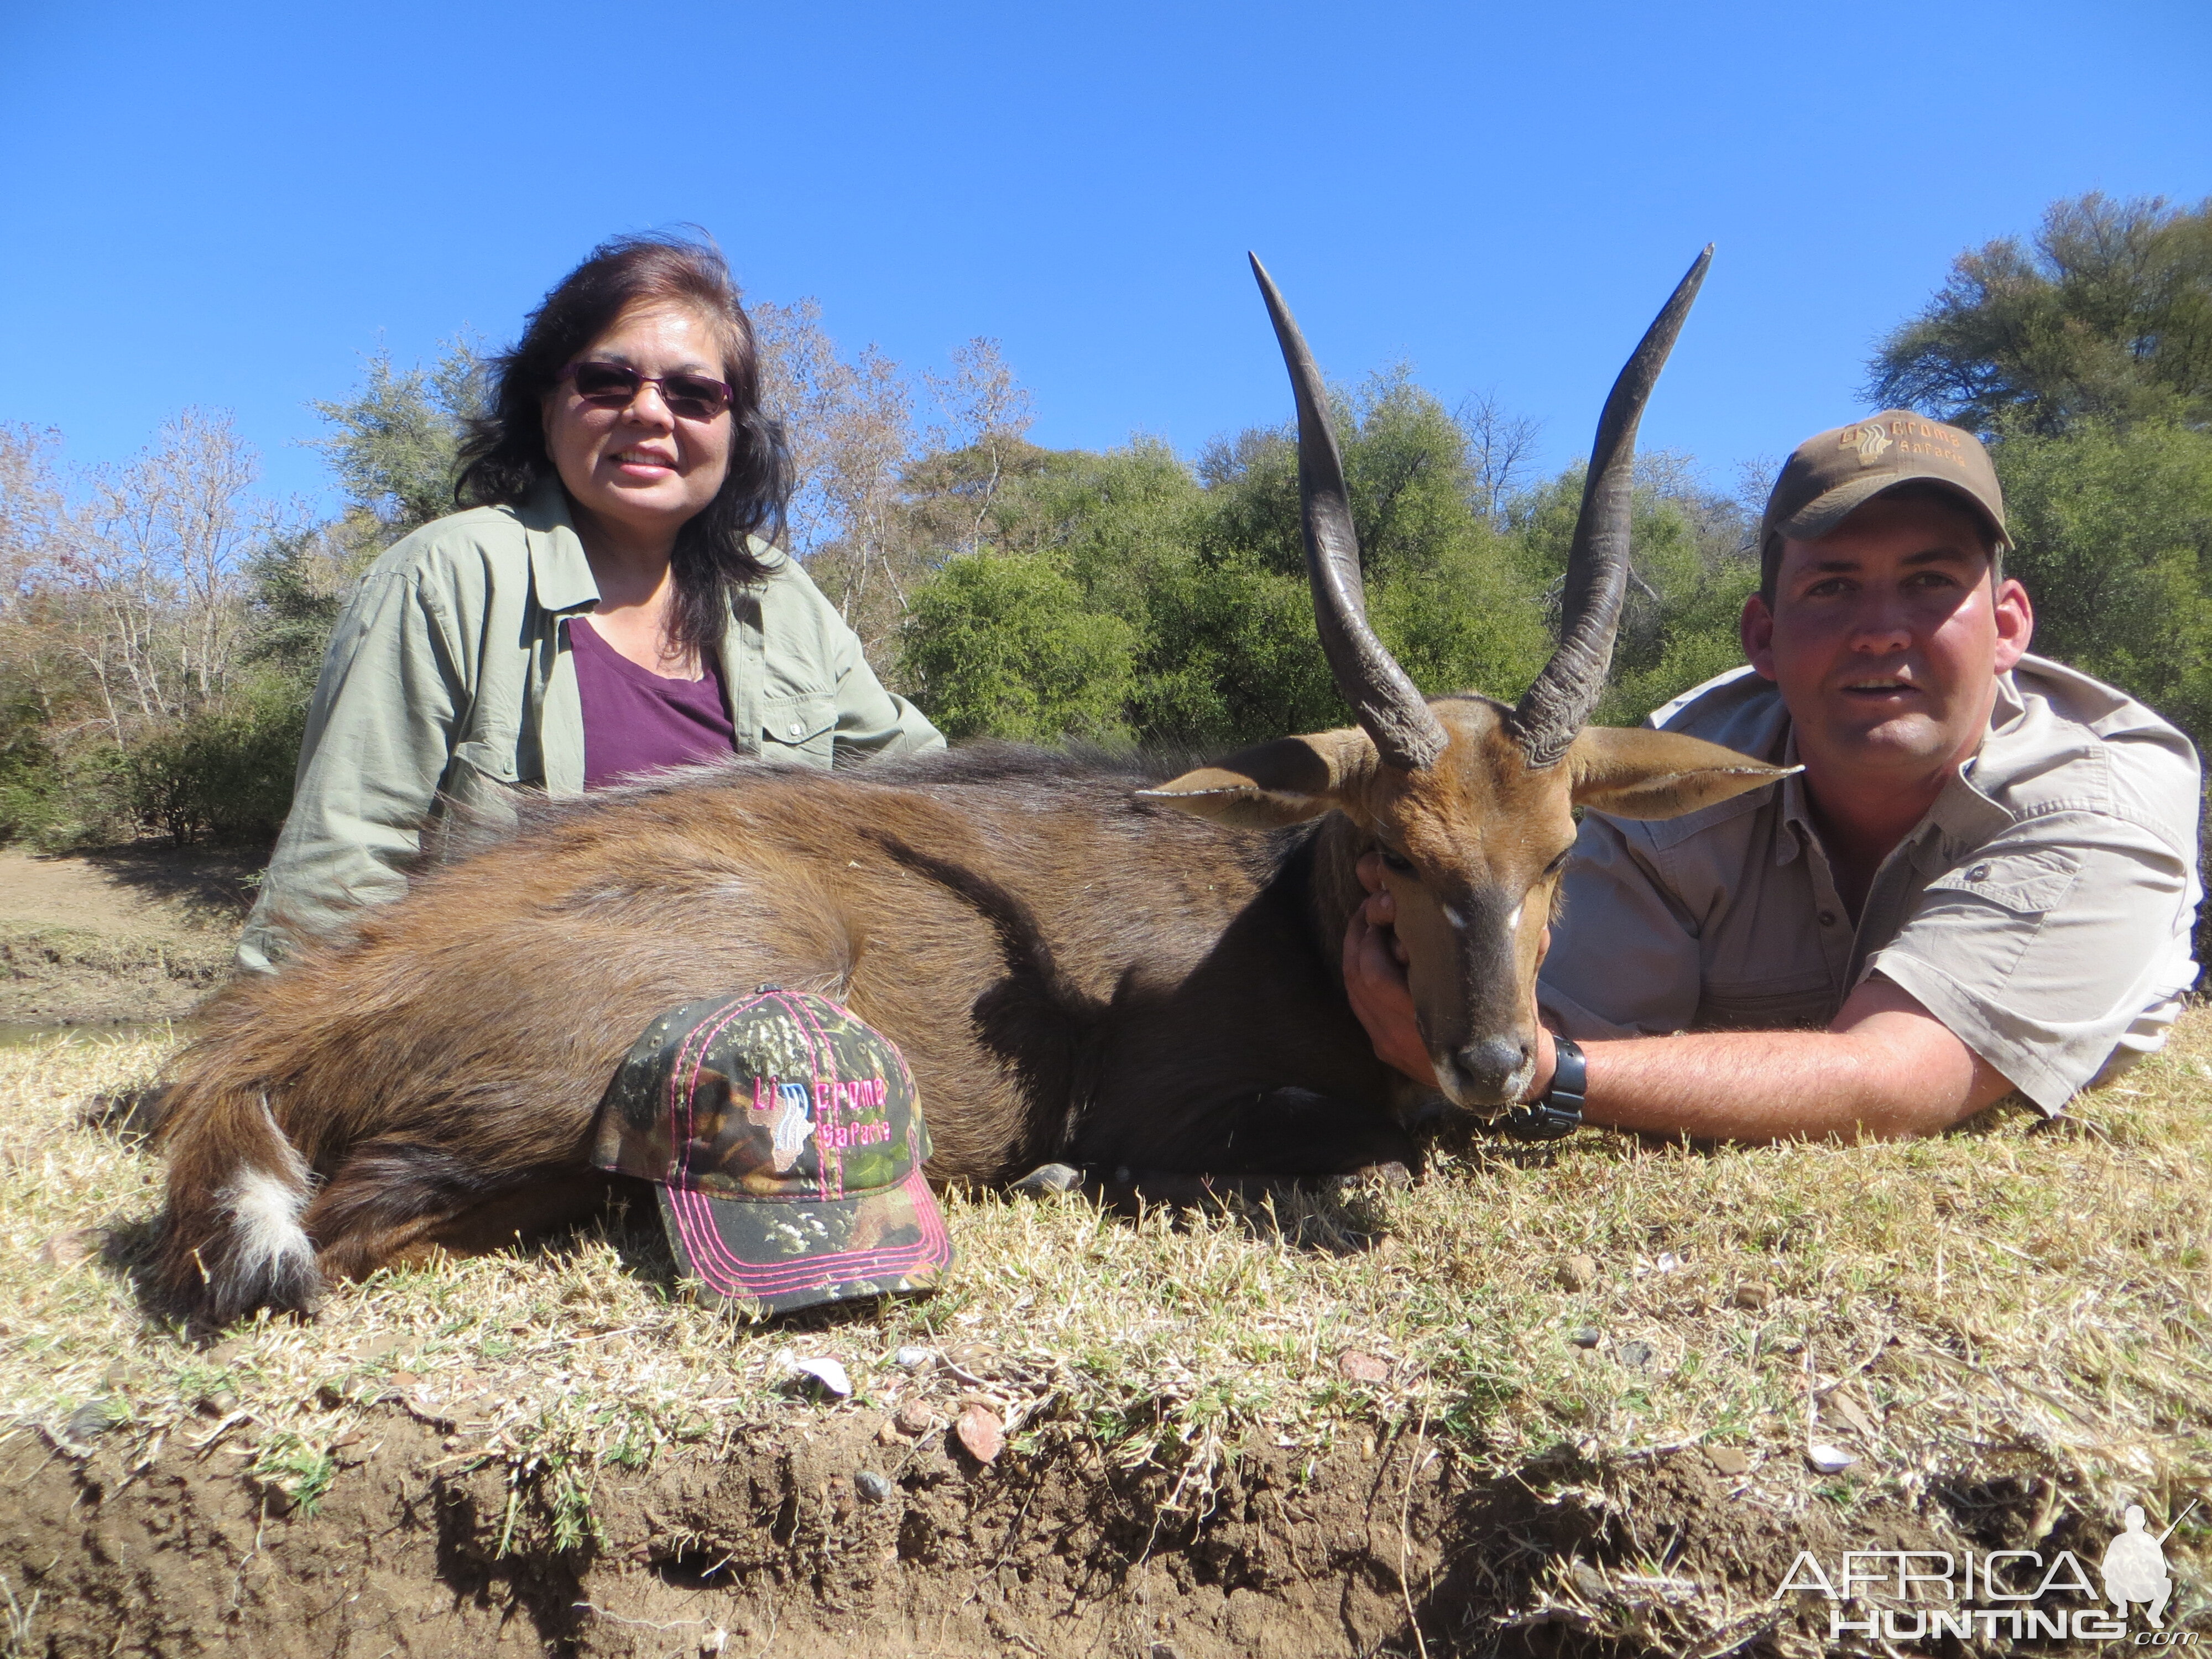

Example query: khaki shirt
[237,481,942,972]
[1537,655,2201,1113]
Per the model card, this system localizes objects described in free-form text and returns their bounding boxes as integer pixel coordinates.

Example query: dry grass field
[1,1012,2206,1656]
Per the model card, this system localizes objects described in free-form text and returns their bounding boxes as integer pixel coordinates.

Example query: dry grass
[2,1014,2207,1578]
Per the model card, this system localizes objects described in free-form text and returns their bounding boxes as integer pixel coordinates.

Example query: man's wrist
[1502,1035,1585,1140]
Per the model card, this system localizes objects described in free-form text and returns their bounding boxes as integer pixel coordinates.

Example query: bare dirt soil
[0,846,252,1026]
[8,1396,2047,1658]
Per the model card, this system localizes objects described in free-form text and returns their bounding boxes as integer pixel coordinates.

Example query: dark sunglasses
[557,360,734,421]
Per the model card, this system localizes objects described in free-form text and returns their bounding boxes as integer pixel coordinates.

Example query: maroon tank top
[570,616,738,789]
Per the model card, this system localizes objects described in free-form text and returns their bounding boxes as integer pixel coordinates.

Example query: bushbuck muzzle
[148,251,1788,1326]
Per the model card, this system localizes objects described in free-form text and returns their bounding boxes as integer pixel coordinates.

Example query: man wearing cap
[1346,411,2201,1140]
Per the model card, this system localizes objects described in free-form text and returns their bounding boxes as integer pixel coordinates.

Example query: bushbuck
[153,250,1788,1324]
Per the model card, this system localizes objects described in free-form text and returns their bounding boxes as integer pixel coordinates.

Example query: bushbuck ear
[1567,727,1796,821]
[1138,732,1369,828]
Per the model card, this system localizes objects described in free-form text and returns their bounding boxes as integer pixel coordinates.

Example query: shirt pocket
[760,691,837,768]
[1924,846,2081,915]
[448,737,521,786]
[1911,845,2081,980]
[436,738,528,845]
[1695,967,1836,1032]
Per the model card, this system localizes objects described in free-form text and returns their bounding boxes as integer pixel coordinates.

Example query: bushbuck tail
[154,250,1788,1325]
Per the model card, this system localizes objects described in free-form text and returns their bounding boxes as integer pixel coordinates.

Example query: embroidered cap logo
[1840,422,1893,466]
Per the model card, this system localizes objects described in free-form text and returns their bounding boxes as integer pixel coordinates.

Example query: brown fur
[154,705,1787,1326]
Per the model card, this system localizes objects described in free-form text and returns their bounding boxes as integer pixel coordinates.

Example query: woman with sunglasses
[236,232,942,973]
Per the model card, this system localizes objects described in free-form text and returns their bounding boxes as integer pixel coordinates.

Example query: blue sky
[3,1,2206,513]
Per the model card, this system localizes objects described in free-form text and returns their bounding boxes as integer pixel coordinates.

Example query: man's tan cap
[1759,410,2009,552]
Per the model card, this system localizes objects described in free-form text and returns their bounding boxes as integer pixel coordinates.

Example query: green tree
[310,337,482,539]
[1867,194,2212,435]
[1993,419,2212,736]
[899,553,1137,743]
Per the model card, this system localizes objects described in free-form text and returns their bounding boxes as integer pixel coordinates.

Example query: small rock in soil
[197,1389,239,1417]
[785,1356,853,1399]
[1806,1442,1855,1473]
[1335,1349,1390,1384]
[954,1403,1004,1464]
[853,1469,893,1504]
[1705,1446,1751,1476]
[894,1397,936,1437]
[1615,1339,1655,1369]
[1828,1390,1880,1438]
[1556,1253,1598,1291]
[64,1396,122,1444]
[1731,1282,1772,1310]
[893,1345,935,1370]
[1569,1327,1602,1349]
[1150,1645,1185,1659]
[36,1227,101,1268]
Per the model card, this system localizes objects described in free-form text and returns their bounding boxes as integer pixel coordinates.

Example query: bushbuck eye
[1379,847,1415,875]
[1545,848,1573,877]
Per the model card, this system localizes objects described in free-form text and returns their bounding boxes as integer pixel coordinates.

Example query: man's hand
[1342,861,1437,1086]
[1344,852,1560,1095]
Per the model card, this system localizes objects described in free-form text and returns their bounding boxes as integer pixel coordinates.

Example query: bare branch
[1454,391,1542,530]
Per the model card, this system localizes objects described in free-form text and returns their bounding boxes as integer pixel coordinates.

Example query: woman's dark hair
[455,231,790,657]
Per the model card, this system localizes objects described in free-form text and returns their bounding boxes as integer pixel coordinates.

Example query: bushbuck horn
[1506,246,1714,768]
[1251,253,1449,773]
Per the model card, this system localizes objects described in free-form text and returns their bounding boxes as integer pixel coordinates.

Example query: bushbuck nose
[1447,1036,1530,1103]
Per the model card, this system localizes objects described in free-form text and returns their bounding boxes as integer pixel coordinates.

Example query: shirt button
[1966,863,1991,881]
[788,721,805,737]
[1818,910,1838,927]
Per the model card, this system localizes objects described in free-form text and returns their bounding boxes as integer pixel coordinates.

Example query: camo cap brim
[591,987,952,1318]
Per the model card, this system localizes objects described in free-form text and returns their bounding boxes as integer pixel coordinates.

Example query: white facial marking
[1441,905,1466,930]
[1506,901,1525,932]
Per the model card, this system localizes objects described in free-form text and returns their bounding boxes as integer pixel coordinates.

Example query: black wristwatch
[1501,1035,1585,1141]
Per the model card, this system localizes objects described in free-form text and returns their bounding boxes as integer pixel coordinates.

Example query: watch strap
[1501,1034,1585,1141]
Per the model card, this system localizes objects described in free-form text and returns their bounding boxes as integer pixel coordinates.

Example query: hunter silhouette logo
[2104,1501,2193,1629]
[1840,421,1893,465]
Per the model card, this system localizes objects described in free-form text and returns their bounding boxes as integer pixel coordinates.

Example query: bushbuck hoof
[1010,1162,1086,1196]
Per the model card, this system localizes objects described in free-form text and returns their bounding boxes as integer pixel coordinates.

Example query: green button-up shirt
[237,482,943,972]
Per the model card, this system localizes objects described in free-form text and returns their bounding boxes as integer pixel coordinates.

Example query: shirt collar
[1776,731,1812,866]
[519,476,601,614]
[1772,689,2017,869]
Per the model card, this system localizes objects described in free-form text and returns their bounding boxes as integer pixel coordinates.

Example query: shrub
[899,553,1138,743]
[118,682,306,847]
